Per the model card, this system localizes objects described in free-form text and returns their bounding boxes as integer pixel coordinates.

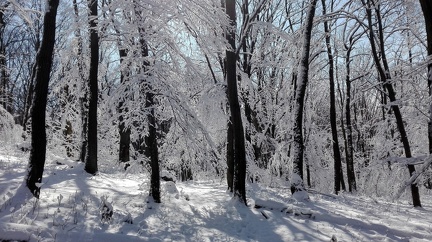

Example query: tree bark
[291,0,317,193]
[419,0,432,151]
[84,0,99,175]
[26,0,59,198]
[419,0,432,188]
[73,0,88,163]
[134,1,161,203]
[321,0,345,194]
[344,39,357,192]
[363,0,421,207]
[145,88,161,203]
[118,48,130,164]
[0,4,9,112]
[226,0,247,204]
[226,117,234,192]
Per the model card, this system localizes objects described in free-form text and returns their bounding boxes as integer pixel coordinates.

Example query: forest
[0,0,432,241]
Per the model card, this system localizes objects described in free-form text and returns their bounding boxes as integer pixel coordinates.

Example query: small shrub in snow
[16,141,30,152]
[56,194,63,212]
[161,170,176,182]
[100,195,113,223]
[122,213,133,224]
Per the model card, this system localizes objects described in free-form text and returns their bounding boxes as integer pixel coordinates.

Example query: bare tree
[362,0,421,207]
[342,21,361,193]
[321,0,346,194]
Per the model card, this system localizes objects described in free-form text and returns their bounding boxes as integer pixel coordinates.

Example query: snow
[1,146,432,242]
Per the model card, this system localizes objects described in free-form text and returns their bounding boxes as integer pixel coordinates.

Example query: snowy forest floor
[1,146,432,242]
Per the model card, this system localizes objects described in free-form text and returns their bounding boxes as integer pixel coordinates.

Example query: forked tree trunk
[321,0,346,194]
[364,0,421,207]
[26,0,59,198]
[344,37,357,192]
[84,0,99,175]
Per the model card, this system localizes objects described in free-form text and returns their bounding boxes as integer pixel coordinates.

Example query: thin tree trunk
[363,0,421,207]
[226,0,247,204]
[84,0,99,174]
[73,0,88,163]
[22,51,38,131]
[118,48,130,164]
[321,0,345,194]
[226,117,234,192]
[344,42,357,192]
[134,1,161,203]
[0,4,9,112]
[291,0,317,194]
[26,0,59,198]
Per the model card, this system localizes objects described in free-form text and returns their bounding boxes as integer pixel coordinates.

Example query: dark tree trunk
[73,0,88,163]
[133,1,161,203]
[26,0,59,198]
[80,99,88,162]
[321,0,345,194]
[23,22,42,131]
[180,155,193,182]
[22,51,38,130]
[226,117,234,192]
[419,0,432,188]
[344,40,357,192]
[291,0,317,193]
[84,0,99,175]
[118,48,130,163]
[0,4,9,112]
[364,0,421,207]
[145,90,161,203]
[226,0,247,205]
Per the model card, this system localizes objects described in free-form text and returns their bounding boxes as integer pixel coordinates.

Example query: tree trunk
[291,0,317,194]
[226,117,234,192]
[321,0,345,194]
[364,0,421,207]
[0,4,9,112]
[134,1,161,203]
[26,0,59,198]
[118,48,130,164]
[344,41,357,192]
[22,49,38,131]
[419,0,432,188]
[84,0,99,175]
[145,89,161,203]
[73,0,88,163]
[226,0,247,204]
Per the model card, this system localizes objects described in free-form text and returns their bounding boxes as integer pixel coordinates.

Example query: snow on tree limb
[394,155,432,200]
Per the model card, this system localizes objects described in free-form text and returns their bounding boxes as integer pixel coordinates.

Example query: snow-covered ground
[1,146,432,242]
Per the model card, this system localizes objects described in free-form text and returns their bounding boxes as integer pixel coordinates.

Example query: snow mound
[0,107,21,145]
[161,169,176,182]
[163,181,179,199]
